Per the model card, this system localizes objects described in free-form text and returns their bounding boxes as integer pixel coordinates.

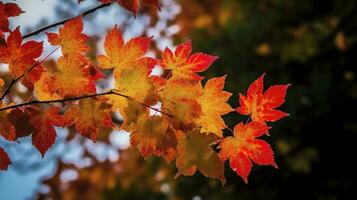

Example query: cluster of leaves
[0,1,290,184]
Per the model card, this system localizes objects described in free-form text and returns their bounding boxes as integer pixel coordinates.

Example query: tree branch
[22,3,112,39]
[0,90,174,117]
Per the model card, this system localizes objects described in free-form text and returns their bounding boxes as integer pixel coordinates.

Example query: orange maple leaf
[46,17,89,55]
[198,75,234,137]
[36,55,102,98]
[0,146,11,170]
[97,26,153,76]
[159,78,203,128]
[64,98,115,141]
[161,40,218,81]
[236,74,290,124]
[0,102,16,141]
[0,27,44,87]
[219,122,277,183]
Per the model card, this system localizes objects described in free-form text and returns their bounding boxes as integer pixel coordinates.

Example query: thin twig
[245,116,251,124]
[0,90,173,118]
[0,47,60,101]
[0,79,15,101]
[225,126,234,135]
[22,3,112,39]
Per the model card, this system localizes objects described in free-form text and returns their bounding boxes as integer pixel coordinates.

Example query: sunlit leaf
[46,17,89,55]
[0,27,43,87]
[236,74,290,124]
[198,75,233,137]
[161,40,218,81]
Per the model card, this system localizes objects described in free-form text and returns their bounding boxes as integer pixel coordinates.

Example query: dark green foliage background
[105,0,356,199]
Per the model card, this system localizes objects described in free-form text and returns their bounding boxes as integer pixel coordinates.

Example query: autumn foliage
[0,1,290,184]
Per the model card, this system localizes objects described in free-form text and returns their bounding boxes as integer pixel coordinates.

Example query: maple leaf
[107,56,157,114]
[27,106,66,156]
[175,130,226,184]
[0,78,4,87]
[159,78,203,129]
[0,104,35,141]
[121,100,149,132]
[0,102,16,141]
[0,2,22,33]
[0,146,11,170]
[46,17,89,55]
[36,55,102,98]
[130,115,170,158]
[7,108,36,139]
[161,40,218,81]
[198,75,234,137]
[64,98,115,141]
[99,0,160,15]
[97,26,153,75]
[34,71,61,101]
[219,122,277,183]
[236,74,290,124]
[0,27,44,87]
[155,128,177,163]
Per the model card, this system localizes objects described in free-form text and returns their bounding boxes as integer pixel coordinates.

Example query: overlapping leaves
[0,1,290,186]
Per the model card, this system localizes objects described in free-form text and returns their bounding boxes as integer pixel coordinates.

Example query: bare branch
[0,90,174,117]
[22,3,112,39]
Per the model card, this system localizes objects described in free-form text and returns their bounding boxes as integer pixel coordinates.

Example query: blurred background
[0,0,356,199]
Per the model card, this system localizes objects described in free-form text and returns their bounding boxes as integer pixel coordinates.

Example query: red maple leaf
[27,107,66,157]
[0,146,11,170]
[160,40,218,81]
[219,122,277,183]
[0,2,22,35]
[0,27,44,88]
[236,74,290,124]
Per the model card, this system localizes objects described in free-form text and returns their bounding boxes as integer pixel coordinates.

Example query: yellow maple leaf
[175,130,226,185]
[158,78,202,129]
[198,75,233,137]
[97,26,153,77]
[108,61,156,114]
